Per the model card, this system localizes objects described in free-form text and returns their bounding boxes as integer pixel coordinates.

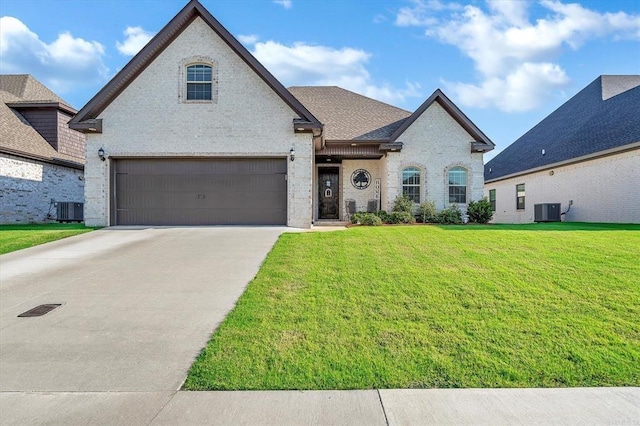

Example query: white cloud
[0,16,108,94]
[274,0,292,9]
[238,34,259,45]
[448,62,569,112]
[395,0,461,27]
[116,26,154,56]
[251,40,421,105]
[397,0,640,111]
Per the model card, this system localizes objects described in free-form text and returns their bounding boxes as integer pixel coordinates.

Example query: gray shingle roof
[288,86,411,141]
[0,75,83,165]
[485,75,640,182]
[0,75,69,107]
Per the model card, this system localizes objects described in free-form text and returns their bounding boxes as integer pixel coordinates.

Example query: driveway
[0,227,286,392]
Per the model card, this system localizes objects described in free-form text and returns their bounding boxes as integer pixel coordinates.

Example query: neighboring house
[484,75,640,224]
[0,75,86,223]
[69,0,493,228]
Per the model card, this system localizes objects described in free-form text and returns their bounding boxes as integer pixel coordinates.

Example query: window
[186,64,212,100]
[516,184,525,210]
[402,167,421,203]
[489,189,496,211]
[448,167,467,204]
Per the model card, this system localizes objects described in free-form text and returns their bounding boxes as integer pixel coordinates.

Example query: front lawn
[0,223,96,255]
[184,223,640,390]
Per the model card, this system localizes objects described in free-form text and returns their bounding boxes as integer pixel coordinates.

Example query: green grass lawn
[0,223,96,255]
[184,223,640,390]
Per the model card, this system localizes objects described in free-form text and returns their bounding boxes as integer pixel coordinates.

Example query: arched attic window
[186,64,213,101]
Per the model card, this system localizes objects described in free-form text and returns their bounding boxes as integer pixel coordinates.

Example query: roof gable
[69,0,320,131]
[485,75,640,182]
[390,89,494,151]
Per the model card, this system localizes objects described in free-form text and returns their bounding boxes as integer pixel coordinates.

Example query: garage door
[113,158,287,225]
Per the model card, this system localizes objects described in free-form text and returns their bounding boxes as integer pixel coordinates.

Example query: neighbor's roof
[0,75,68,106]
[289,86,411,141]
[69,0,320,132]
[0,75,82,166]
[485,75,640,182]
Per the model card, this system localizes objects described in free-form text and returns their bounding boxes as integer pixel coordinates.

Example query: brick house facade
[70,0,493,228]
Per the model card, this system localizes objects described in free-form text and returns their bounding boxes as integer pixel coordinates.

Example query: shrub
[350,212,382,226]
[436,204,463,224]
[375,210,390,223]
[361,214,383,226]
[392,195,414,213]
[416,201,437,223]
[387,211,416,224]
[467,198,494,224]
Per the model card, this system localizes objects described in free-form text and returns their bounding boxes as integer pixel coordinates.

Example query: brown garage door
[113,158,287,225]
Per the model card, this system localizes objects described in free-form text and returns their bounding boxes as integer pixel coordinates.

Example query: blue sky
[1,0,639,160]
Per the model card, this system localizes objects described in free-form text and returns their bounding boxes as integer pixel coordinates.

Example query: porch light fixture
[290,147,295,161]
[98,147,106,161]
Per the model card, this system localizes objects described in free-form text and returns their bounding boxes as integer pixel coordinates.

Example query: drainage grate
[17,304,62,318]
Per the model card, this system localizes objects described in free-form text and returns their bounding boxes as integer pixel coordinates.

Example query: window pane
[401,168,420,203]
[187,83,212,100]
[187,65,212,82]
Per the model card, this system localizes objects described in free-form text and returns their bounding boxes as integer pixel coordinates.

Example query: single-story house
[484,75,640,224]
[70,0,494,228]
[0,75,86,223]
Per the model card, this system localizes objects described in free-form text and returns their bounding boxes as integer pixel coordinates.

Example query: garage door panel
[114,159,287,225]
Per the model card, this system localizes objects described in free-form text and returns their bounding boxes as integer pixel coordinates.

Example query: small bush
[388,211,416,224]
[375,210,390,222]
[467,198,494,224]
[416,201,437,223]
[436,204,463,224]
[361,214,383,226]
[392,195,414,213]
[350,212,382,226]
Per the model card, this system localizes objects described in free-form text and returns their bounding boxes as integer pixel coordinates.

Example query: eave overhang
[7,101,77,115]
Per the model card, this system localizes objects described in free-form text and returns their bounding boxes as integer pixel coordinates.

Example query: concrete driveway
[0,227,286,392]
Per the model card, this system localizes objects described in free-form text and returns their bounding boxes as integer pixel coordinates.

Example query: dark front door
[318,168,339,219]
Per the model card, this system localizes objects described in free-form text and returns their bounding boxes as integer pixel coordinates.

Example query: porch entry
[318,167,340,219]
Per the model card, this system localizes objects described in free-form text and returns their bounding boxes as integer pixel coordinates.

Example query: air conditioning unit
[534,203,561,222]
[57,202,84,222]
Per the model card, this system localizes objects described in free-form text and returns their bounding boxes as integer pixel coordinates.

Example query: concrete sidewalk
[1,387,638,425]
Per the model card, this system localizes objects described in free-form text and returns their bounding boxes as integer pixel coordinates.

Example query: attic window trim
[180,56,218,104]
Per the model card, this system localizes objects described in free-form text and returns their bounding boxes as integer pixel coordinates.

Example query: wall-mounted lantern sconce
[98,147,106,161]
[289,147,295,162]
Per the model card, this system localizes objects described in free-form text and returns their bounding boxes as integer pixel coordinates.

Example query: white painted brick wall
[341,160,382,217]
[85,17,313,228]
[0,153,84,223]
[384,102,485,212]
[485,149,640,223]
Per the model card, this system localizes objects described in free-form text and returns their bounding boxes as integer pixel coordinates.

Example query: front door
[318,168,339,219]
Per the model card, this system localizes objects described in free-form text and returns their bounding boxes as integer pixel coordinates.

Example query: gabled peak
[601,75,640,100]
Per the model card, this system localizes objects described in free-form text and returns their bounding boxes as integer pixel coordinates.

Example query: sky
[1,0,639,160]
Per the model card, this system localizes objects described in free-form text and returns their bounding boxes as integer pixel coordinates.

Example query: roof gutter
[0,147,85,170]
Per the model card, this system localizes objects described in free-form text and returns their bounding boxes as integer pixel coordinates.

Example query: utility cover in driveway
[113,158,287,226]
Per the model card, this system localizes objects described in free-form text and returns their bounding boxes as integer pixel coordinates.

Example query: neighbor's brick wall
[384,102,485,213]
[0,153,84,223]
[85,17,313,227]
[485,148,640,224]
